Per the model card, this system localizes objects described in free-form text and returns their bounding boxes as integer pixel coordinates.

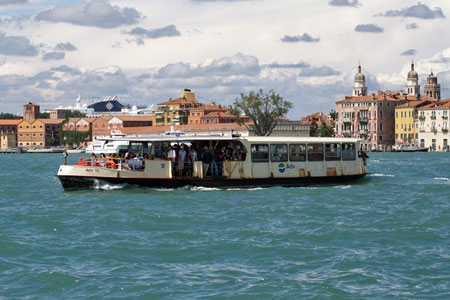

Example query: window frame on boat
[325,143,341,161]
[307,143,324,161]
[251,144,270,162]
[270,144,288,162]
[288,143,306,162]
[342,143,356,161]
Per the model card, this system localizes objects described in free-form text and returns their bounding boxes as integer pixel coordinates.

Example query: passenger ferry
[57,134,368,189]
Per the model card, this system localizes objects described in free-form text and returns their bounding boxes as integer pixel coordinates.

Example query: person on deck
[201,145,213,176]
[178,145,187,177]
[167,146,176,176]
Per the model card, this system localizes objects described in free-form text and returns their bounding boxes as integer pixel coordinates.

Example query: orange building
[17,119,46,147]
[300,112,332,127]
[189,104,228,124]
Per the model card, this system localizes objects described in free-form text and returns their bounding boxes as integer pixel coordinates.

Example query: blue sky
[1,0,450,117]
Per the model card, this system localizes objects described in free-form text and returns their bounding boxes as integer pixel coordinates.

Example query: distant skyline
[1,0,450,117]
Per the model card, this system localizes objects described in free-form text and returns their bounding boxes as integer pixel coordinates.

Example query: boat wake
[433,177,449,184]
[370,173,395,177]
[334,185,352,189]
[93,179,126,190]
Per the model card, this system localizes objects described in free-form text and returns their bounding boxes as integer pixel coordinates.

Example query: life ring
[105,160,116,169]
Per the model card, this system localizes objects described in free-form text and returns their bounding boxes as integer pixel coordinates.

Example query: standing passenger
[178,145,187,177]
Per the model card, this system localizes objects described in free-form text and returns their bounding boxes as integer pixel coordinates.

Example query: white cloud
[378,3,445,19]
[35,0,142,28]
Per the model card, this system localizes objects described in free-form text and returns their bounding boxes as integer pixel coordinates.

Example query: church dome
[407,63,418,80]
[354,65,365,81]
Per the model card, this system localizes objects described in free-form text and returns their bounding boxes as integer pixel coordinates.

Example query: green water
[0,153,449,299]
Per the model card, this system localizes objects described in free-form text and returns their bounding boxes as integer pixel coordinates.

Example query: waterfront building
[0,120,19,149]
[50,109,66,120]
[189,104,228,124]
[92,116,112,139]
[17,119,46,147]
[336,64,437,151]
[1,132,16,149]
[417,100,450,151]
[0,120,21,136]
[153,89,197,126]
[395,99,433,145]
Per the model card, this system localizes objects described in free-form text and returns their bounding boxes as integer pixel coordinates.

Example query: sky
[1,0,450,118]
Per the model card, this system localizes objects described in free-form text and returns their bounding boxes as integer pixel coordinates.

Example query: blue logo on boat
[278,163,285,173]
[161,163,165,169]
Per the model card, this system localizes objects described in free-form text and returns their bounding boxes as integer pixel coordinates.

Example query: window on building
[379,136,383,141]
[380,123,383,131]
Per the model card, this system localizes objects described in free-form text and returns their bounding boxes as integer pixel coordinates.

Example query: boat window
[325,143,341,161]
[153,141,168,158]
[129,142,143,156]
[342,143,356,160]
[251,144,269,162]
[270,144,287,162]
[289,144,306,161]
[307,143,324,161]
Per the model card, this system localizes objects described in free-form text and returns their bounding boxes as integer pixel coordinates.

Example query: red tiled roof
[336,93,437,104]
[395,100,431,109]
[191,104,228,112]
[0,120,22,125]
[115,116,154,122]
[40,119,64,124]
[158,97,193,106]
[202,111,237,118]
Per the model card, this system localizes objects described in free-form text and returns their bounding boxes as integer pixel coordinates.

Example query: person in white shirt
[167,146,176,176]
[178,145,187,177]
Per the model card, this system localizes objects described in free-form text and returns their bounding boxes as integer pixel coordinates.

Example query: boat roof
[98,134,360,144]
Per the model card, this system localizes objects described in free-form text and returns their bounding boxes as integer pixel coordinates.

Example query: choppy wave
[433,177,449,181]
[370,173,395,177]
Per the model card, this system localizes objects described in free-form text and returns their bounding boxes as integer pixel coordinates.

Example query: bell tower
[23,102,40,123]
[406,62,420,96]
[424,71,440,100]
[353,64,367,96]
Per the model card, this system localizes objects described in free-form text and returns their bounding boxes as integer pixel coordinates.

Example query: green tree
[329,110,337,121]
[229,89,293,136]
[309,121,318,136]
[0,113,21,119]
[314,122,335,137]
[39,112,50,119]
[65,110,87,118]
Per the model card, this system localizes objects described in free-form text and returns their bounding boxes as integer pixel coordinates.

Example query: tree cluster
[229,89,293,136]
[0,113,21,120]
